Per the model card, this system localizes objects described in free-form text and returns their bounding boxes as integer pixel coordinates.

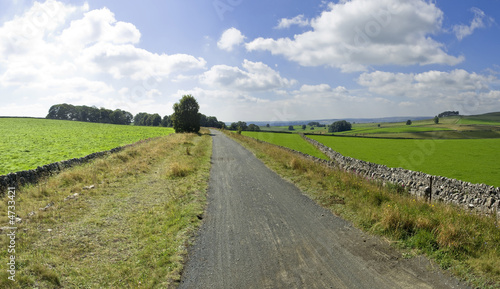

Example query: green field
[241,131,328,160]
[309,135,500,187]
[261,113,500,139]
[0,118,174,175]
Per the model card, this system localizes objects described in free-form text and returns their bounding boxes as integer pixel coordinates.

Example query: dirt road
[179,130,469,289]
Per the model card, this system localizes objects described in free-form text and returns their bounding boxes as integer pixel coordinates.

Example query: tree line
[46,102,224,129]
[46,104,133,125]
[228,121,261,132]
[438,111,459,118]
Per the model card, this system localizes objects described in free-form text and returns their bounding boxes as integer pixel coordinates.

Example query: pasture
[0,118,174,175]
[241,131,328,160]
[309,135,500,187]
[261,113,500,139]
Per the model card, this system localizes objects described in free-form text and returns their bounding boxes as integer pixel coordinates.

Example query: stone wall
[300,134,500,219]
[0,138,154,196]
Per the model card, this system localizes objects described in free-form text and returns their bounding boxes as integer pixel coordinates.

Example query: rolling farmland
[309,135,500,187]
[0,118,174,175]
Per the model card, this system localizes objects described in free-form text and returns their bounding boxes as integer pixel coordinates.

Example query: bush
[328,120,352,133]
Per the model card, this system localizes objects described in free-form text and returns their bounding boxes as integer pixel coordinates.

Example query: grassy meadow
[260,113,500,139]
[0,118,174,175]
[0,131,212,288]
[241,131,328,160]
[226,130,500,289]
[309,135,500,187]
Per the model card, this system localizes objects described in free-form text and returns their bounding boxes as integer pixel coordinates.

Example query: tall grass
[225,130,500,289]
[0,130,212,288]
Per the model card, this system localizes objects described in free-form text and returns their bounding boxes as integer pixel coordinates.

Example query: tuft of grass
[225,130,500,289]
[168,162,192,178]
[0,129,212,288]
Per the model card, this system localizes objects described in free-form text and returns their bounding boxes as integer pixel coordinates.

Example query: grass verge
[224,130,500,289]
[0,130,212,288]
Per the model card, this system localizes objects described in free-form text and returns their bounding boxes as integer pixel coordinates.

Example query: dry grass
[0,130,213,288]
[225,130,500,289]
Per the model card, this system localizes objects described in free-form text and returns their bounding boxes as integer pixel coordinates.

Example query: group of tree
[228,121,260,131]
[46,96,225,134]
[438,111,459,118]
[200,114,225,129]
[46,104,133,125]
[328,120,352,133]
[133,113,163,127]
[308,122,326,127]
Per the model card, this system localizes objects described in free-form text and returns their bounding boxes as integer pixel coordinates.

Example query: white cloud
[246,0,463,72]
[275,15,310,29]
[358,69,500,114]
[0,0,206,116]
[59,7,141,48]
[453,8,493,41]
[201,59,296,91]
[217,27,246,52]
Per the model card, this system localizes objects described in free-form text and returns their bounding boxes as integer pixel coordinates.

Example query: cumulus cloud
[453,8,494,41]
[217,27,246,51]
[275,15,310,29]
[0,0,206,116]
[358,69,500,114]
[246,0,463,72]
[201,60,296,91]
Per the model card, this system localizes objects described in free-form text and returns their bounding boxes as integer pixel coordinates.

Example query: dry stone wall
[0,138,151,196]
[301,134,500,219]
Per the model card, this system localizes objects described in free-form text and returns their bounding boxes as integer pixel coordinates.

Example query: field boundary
[0,137,159,195]
[300,134,500,219]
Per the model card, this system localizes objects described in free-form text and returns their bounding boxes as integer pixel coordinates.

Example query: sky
[0,0,499,122]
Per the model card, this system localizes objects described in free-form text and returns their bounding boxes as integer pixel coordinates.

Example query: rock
[83,185,95,190]
[64,193,79,201]
[40,202,54,211]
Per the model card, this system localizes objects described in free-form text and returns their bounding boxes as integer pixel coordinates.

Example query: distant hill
[463,112,500,123]
[240,116,432,127]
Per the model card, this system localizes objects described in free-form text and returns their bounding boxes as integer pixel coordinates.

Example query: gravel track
[179,130,469,289]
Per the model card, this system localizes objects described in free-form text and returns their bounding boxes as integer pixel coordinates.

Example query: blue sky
[0,0,499,122]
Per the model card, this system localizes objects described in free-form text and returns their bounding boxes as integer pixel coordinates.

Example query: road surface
[179,130,468,289]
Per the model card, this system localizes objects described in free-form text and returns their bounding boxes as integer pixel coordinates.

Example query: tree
[248,124,260,131]
[229,121,247,131]
[434,116,439,124]
[147,113,162,126]
[161,115,172,127]
[172,95,200,133]
[302,124,307,130]
[266,124,270,128]
[328,120,352,133]
[288,125,294,131]
[406,120,412,125]
[134,112,149,126]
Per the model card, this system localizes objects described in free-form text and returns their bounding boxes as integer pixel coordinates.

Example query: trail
[179,130,468,289]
